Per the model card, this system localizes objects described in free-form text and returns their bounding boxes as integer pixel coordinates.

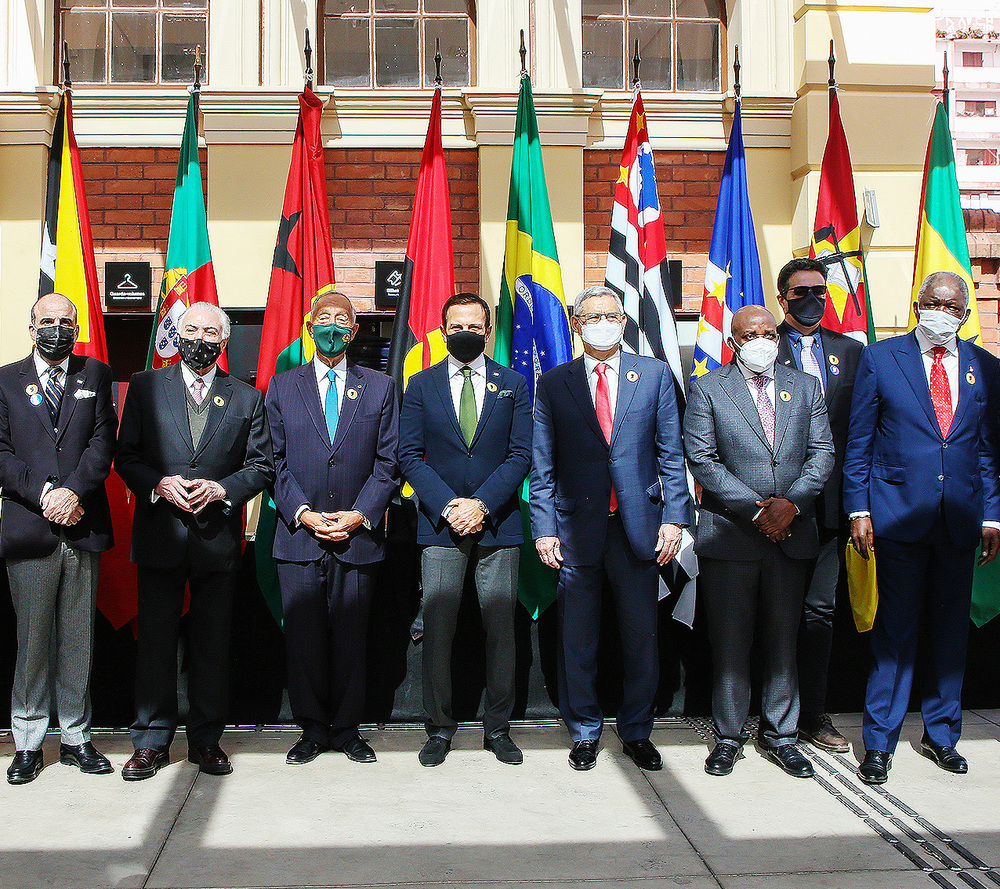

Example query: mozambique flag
[147,91,224,371]
[254,85,336,624]
[494,73,572,620]
[386,86,454,392]
[810,91,874,344]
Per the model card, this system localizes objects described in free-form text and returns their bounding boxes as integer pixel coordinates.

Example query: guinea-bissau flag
[386,85,455,393]
[810,91,875,344]
[254,85,337,624]
[147,90,225,371]
[494,72,572,620]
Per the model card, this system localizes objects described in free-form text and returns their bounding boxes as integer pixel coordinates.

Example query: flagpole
[733,44,740,101]
[631,38,641,91]
[434,37,442,87]
[62,40,72,94]
[304,28,313,89]
[828,39,836,109]
[519,28,527,79]
[193,45,202,124]
[943,51,950,121]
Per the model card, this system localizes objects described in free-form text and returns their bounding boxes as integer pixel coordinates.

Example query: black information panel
[105,261,152,311]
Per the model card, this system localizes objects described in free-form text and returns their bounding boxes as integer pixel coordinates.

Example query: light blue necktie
[325,368,339,442]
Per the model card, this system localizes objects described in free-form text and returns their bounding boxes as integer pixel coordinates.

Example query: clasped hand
[754,497,796,542]
[301,509,365,542]
[155,476,227,514]
[42,487,83,526]
[445,498,485,536]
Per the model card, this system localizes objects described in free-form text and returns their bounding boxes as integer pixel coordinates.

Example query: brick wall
[583,149,725,313]
[965,208,1000,357]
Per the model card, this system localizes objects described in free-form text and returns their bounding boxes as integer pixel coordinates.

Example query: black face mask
[34,325,76,362]
[446,330,486,364]
[786,291,826,328]
[178,336,222,372]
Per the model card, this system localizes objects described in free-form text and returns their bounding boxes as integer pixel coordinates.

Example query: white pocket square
[497,389,514,398]
[74,389,96,399]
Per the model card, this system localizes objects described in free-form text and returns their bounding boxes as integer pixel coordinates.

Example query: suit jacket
[842,331,1000,549]
[529,352,690,566]
[777,322,863,531]
[683,361,835,561]
[115,364,274,571]
[399,357,531,547]
[0,353,116,558]
[266,361,399,565]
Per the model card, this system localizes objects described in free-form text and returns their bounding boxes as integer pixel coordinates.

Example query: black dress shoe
[920,734,968,774]
[705,743,742,776]
[60,741,112,775]
[122,748,169,781]
[622,738,662,771]
[286,737,329,765]
[568,739,599,771]
[484,732,523,765]
[418,736,451,767]
[761,743,814,778]
[336,735,377,763]
[858,750,892,784]
[7,750,43,785]
[188,744,233,775]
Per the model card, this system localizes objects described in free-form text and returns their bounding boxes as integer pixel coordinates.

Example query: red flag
[386,87,455,390]
[810,92,874,343]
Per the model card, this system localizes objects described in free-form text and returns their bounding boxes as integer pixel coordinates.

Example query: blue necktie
[325,369,339,442]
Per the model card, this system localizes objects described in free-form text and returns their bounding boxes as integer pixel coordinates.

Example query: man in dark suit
[684,305,834,778]
[116,302,273,780]
[775,257,863,753]
[0,293,116,784]
[844,270,1000,785]
[399,292,532,767]
[266,292,398,765]
[530,285,689,773]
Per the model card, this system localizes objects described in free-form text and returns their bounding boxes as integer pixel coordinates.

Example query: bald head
[731,305,777,341]
[31,293,77,328]
[312,292,356,325]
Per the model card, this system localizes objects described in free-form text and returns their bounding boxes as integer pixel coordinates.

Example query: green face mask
[312,322,352,358]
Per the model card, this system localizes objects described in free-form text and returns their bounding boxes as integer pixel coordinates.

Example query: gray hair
[312,291,356,324]
[917,271,970,309]
[178,301,231,339]
[573,285,625,316]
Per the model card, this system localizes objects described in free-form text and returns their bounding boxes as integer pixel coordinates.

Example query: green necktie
[459,367,476,446]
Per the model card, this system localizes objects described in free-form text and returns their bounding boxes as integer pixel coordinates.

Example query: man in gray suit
[684,305,834,778]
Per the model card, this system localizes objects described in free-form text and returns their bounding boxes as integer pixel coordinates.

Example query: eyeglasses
[577,312,625,325]
[784,285,828,299]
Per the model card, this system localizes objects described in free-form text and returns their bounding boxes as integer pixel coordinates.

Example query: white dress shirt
[313,355,347,415]
[583,349,621,420]
[446,352,486,420]
[735,355,776,406]
[34,350,71,503]
[180,360,218,402]
[914,326,959,407]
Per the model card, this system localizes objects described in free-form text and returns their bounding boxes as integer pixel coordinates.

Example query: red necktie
[594,363,617,513]
[930,346,953,438]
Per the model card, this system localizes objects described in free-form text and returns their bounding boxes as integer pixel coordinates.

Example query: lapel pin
[487,382,498,392]
[967,372,976,385]
[626,370,639,382]
[830,366,840,376]
[828,354,839,365]
[779,390,791,402]
[25,384,38,396]
[30,393,43,406]
[213,395,225,407]
[346,387,359,400]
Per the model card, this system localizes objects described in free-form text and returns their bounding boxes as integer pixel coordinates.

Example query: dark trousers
[797,531,842,720]
[131,562,235,750]
[863,520,975,753]
[421,542,518,740]
[701,547,809,748]
[556,514,659,744]
[277,557,374,748]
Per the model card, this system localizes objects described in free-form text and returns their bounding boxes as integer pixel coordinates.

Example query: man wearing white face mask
[843,271,1000,785]
[684,305,834,778]
[531,286,690,772]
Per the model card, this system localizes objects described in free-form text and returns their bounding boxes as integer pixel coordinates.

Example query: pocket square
[74,389,97,399]
[497,389,514,398]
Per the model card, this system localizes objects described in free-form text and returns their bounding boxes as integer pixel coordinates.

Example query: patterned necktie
[325,368,339,443]
[192,376,206,405]
[594,363,618,513]
[459,367,476,446]
[44,367,64,424]
[930,346,953,437]
[799,335,825,394]
[752,374,775,446]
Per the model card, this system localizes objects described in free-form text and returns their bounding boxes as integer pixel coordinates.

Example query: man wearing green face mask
[265,292,399,766]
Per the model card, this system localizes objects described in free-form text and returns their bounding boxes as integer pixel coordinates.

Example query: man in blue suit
[530,285,690,772]
[266,292,399,766]
[399,293,532,767]
[844,270,1000,785]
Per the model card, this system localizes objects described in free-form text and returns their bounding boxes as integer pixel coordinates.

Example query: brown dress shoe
[799,714,850,753]
[188,745,233,775]
[122,748,169,781]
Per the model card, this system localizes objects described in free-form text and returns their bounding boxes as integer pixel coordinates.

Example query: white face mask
[734,337,779,374]
[580,319,625,351]
[917,308,964,345]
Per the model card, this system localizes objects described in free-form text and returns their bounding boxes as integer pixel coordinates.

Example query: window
[583,0,723,91]
[963,51,984,67]
[321,0,474,89]
[966,148,998,166]
[962,100,996,116]
[60,0,207,84]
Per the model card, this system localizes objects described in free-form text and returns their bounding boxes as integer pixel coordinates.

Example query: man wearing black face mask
[116,302,273,780]
[775,257,863,754]
[398,292,532,767]
[1,293,116,784]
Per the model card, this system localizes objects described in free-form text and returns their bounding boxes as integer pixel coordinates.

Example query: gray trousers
[701,547,808,749]
[7,541,100,751]
[421,542,519,740]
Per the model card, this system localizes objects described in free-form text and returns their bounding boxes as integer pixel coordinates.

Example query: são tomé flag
[494,72,572,619]
[147,91,225,371]
[254,85,337,624]
[386,86,454,393]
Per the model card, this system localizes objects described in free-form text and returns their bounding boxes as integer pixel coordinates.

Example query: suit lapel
[564,357,608,447]
[432,360,465,443]
[951,339,979,436]
[771,365,795,454]
[610,352,640,449]
[470,361,503,449]
[331,364,365,454]
[192,371,232,457]
[818,328,842,403]
[295,362,332,449]
[890,333,940,434]
[719,362,772,452]
[20,356,57,441]
[164,364,194,453]
[55,356,86,443]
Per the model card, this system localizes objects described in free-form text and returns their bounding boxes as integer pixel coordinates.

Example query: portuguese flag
[147,91,224,371]
[494,72,572,619]
[254,85,336,624]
